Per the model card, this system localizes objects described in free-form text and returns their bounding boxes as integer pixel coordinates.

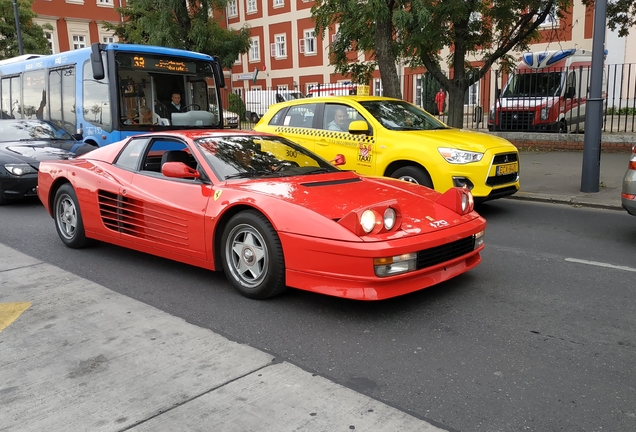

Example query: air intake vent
[97,190,189,246]
[416,236,475,270]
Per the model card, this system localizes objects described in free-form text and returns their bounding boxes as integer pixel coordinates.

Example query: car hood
[392,128,517,153]
[226,172,478,237]
[1,144,76,166]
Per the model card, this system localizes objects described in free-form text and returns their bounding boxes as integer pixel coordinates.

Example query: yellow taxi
[253,96,520,202]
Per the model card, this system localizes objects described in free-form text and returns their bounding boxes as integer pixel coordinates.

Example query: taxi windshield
[360,100,448,131]
[195,135,340,180]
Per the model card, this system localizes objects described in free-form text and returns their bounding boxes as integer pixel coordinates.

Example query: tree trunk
[374,19,402,99]
[447,80,466,128]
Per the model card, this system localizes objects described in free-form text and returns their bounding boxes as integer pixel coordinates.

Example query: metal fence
[220,63,636,134]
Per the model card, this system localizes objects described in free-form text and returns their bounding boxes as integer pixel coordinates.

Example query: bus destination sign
[131,55,195,73]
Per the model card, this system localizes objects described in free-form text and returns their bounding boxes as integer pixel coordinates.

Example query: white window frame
[374,78,383,96]
[227,0,238,17]
[300,29,316,55]
[539,6,559,27]
[247,0,257,14]
[44,32,55,54]
[273,0,284,7]
[96,0,113,7]
[102,36,115,43]
[271,34,286,59]
[249,37,260,62]
[72,35,87,50]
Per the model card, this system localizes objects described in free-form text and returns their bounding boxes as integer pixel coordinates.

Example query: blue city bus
[0,43,226,150]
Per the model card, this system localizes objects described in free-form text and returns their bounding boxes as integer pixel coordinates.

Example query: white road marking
[565,258,636,273]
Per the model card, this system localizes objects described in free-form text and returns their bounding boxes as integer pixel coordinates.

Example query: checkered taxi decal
[275,126,376,165]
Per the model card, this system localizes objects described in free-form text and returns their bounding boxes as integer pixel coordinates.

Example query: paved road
[1,198,635,431]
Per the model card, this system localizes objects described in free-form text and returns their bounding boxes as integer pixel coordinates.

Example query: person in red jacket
[434,88,446,117]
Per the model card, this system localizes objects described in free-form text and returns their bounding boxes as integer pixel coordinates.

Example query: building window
[102,36,115,43]
[227,0,237,17]
[45,32,55,54]
[247,0,257,13]
[374,79,383,96]
[539,6,558,27]
[300,30,316,55]
[97,0,113,5]
[271,34,286,58]
[273,0,284,7]
[249,37,260,61]
[72,35,86,50]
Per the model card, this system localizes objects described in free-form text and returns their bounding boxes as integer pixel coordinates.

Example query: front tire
[221,210,286,299]
[54,184,90,249]
[391,166,434,189]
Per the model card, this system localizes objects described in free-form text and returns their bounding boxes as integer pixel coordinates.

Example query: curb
[506,191,624,211]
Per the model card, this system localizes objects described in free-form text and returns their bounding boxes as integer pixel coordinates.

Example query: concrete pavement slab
[0,244,445,432]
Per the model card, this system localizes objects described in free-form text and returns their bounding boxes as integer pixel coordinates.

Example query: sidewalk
[509,150,630,210]
[0,244,445,432]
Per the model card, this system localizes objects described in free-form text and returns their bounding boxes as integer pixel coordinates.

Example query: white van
[244,90,304,122]
[488,49,604,133]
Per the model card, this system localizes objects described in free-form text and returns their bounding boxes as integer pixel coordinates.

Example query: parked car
[621,144,636,216]
[0,119,94,205]
[209,105,239,128]
[37,130,486,300]
[253,96,520,203]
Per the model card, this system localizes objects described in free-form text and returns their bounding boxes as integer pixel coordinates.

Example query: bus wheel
[391,166,433,189]
[558,120,567,133]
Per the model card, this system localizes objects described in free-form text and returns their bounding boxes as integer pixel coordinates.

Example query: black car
[0,120,95,205]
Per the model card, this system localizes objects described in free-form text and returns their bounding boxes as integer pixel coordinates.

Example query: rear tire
[221,210,286,299]
[391,166,434,189]
[53,184,90,249]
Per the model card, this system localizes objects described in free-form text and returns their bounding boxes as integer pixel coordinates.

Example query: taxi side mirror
[348,120,370,135]
[330,154,346,166]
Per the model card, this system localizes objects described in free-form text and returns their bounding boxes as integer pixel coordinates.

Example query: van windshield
[502,71,565,97]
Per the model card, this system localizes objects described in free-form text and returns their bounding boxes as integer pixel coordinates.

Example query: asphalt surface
[0,149,633,432]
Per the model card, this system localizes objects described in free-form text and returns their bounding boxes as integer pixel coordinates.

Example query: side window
[268,107,288,126]
[49,66,76,135]
[321,103,360,132]
[115,138,149,170]
[567,71,576,96]
[283,104,316,127]
[23,70,46,120]
[83,58,112,132]
[143,139,198,175]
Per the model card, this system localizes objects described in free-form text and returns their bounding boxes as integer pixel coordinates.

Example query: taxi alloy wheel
[392,166,434,189]
[221,210,286,299]
[53,184,90,249]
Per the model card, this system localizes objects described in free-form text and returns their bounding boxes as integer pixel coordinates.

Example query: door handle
[317,139,329,147]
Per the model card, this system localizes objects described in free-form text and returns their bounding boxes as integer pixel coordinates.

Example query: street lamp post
[12,0,24,55]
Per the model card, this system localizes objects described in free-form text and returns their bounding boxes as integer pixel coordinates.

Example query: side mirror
[330,154,346,166]
[348,120,369,135]
[90,43,105,80]
[162,162,201,179]
[566,86,576,99]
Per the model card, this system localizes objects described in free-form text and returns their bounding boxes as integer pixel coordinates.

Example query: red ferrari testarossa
[38,130,486,300]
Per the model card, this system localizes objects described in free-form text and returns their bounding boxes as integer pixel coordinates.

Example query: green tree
[312,0,572,128]
[228,92,246,121]
[104,0,251,69]
[0,0,51,60]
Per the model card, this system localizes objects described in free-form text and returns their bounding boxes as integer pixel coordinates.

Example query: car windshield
[359,100,449,131]
[195,135,340,180]
[0,120,73,141]
[502,71,565,97]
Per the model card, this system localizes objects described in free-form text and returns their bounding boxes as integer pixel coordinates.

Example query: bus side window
[83,59,112,131]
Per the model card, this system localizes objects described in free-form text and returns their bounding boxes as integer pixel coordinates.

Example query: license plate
[496,163,517,176]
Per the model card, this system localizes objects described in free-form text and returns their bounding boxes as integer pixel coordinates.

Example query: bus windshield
[501,71,566,98]
[115,52,220,128]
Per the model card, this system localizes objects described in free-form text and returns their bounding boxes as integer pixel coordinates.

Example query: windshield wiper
[225,170,278,180]
[303,167,335,175]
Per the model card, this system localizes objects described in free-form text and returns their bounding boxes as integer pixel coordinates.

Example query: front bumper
[280,217,486,300]
[0,175,38,202]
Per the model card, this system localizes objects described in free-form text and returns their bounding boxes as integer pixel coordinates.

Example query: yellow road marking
[0,302,32,332]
